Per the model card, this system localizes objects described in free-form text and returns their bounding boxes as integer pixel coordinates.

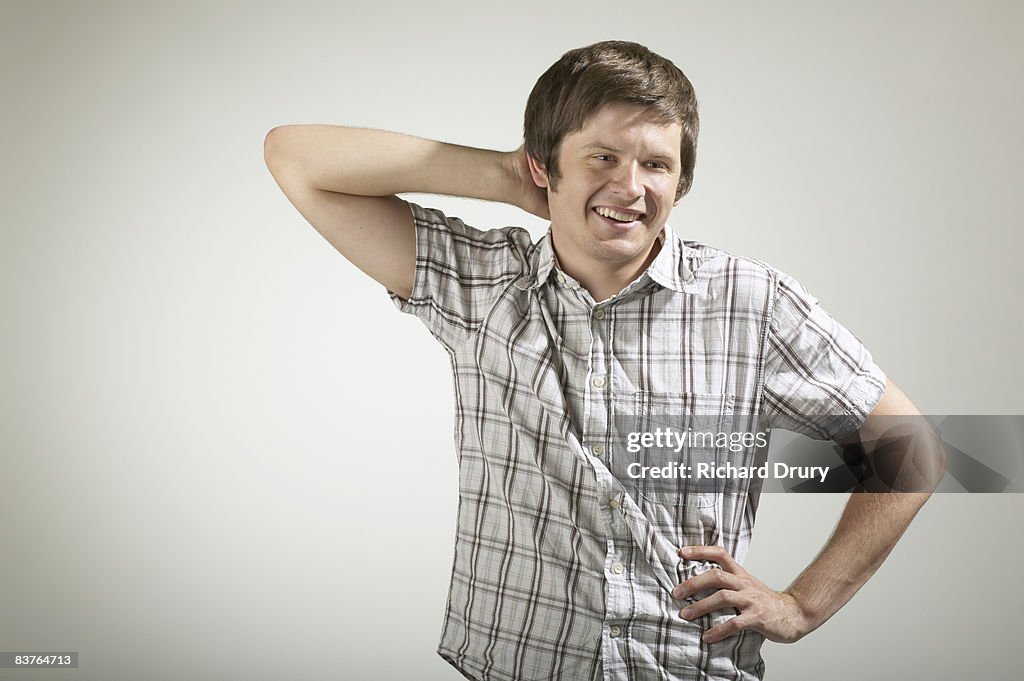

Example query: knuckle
[719,591,743,607]
[707,569,728,584]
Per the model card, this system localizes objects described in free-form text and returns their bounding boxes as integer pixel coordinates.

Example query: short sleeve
[387,200,530,349]
[760,270,887,440]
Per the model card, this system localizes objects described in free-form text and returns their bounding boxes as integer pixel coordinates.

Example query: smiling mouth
[592,206,646,227]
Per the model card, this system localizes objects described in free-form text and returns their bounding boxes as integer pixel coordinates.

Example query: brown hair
[524,40,699,201]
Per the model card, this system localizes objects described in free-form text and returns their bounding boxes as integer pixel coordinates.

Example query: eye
[645,160,669,170]
[595,154,614,162]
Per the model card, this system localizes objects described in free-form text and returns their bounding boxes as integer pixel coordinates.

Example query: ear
[526,152,550,189]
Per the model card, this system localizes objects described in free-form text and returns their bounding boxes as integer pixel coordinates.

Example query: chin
[587,240,652,264]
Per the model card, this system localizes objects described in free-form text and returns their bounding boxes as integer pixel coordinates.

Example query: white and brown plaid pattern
[388,201,886,681]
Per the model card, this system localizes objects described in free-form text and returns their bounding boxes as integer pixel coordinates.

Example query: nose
[609,160,643,199]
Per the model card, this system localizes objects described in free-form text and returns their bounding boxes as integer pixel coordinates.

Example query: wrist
[499,149,525,209]
[781,589,823,639]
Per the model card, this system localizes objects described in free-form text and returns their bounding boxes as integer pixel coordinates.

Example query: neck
[553,234,664,303]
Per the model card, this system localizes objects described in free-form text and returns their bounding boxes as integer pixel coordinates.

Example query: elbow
[264,125,308,177]
[928,437,948,494]
[264,126,288,174]
[907,422,948,496]
[857,416,948,494]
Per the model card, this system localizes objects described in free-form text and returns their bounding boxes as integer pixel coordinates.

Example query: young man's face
[528,101,683,279]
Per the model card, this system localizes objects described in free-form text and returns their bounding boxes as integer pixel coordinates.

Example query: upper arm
[835,377,947,492]
[862,378,919,418]
[265,138,415,300]
[834,377,918,445]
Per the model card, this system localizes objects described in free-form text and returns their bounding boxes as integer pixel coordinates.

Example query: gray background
[2,0,1021,679]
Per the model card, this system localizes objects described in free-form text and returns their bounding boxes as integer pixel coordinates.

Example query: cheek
[653,185,676,207]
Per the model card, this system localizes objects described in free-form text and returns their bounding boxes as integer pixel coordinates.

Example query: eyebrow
[582,143,622,153]
[581,143,676,163]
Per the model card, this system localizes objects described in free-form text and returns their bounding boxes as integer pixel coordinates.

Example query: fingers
[678,544,742,573]
[671,566,742,600]
[677,589,760,645]
[673,545,805,644]
[702,615,751,644]
[673,544,767,643]
[678,590,745,621]
[676,587,755,645]
[672,544,748,600]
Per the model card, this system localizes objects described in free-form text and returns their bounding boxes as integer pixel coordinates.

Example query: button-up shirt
[388,201,886,681]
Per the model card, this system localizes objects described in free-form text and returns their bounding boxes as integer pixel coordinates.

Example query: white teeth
[595,207,642,222]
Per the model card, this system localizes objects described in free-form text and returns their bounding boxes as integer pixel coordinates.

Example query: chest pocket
[611,391,736,509]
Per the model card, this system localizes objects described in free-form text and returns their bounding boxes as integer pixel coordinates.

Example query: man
[264,40,942,681]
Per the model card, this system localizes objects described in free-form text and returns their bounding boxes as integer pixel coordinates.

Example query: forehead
[567,102,681,154]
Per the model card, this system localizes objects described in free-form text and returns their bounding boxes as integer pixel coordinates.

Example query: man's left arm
[671,377,947,643]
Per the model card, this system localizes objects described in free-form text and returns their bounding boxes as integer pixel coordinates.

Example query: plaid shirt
[388,201,886,681]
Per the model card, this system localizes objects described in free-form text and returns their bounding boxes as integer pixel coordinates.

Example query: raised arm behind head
[263,126,548,300]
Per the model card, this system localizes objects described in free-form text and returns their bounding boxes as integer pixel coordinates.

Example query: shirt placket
[548,275,658,680]
[581,298,637,680]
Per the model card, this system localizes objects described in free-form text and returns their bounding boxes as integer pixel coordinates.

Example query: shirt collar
[520,221,698,293]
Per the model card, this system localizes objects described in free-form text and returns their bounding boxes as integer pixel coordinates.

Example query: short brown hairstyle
[524,40,699,201]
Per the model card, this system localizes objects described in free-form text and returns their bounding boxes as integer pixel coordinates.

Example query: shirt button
[610,625,622,638]
[612,562,625,574]
[556,274,566,284]
[609,497,620,509]
[592,444,605,456]
[594,309,606,320]
[592,376,606,388]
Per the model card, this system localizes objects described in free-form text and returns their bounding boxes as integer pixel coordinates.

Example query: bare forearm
[784,492,930,632]
[264,125,516,203]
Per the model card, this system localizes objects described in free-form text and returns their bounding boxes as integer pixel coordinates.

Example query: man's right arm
[262,125,548,300]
